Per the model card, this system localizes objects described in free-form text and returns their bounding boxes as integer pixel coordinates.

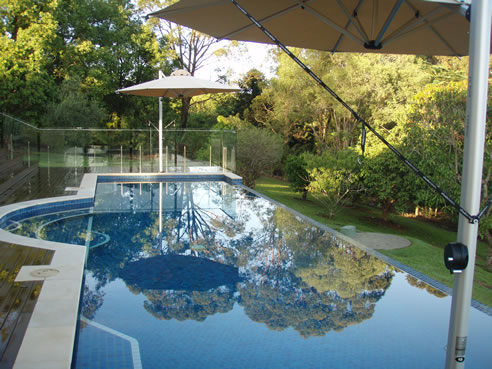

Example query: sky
[194,41,278,82]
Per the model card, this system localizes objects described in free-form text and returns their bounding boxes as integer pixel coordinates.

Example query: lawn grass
[254,176,492,307]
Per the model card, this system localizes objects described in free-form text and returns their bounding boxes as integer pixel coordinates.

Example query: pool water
[9,181,492,368]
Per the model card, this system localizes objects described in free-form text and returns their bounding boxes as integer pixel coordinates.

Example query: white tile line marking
[80,317,143,369]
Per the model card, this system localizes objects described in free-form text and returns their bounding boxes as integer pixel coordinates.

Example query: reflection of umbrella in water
[150,2,491,366]
[117,69,239,172]
[119,254,241,291]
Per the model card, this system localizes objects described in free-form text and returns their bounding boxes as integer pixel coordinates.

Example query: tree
[232,69,267,123]
[0,0,60,120]
[1,0,167,128]
[361,146,415,222]
[43,77,106,128]
[284,155,309,200]
[405,79,492,267]
[304,148,363,217]
[252,51,431,155]
[59,0,166,128]
[138,0,218,128]
[236,126,283,187]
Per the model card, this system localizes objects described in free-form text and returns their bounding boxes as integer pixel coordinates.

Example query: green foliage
[304,148,362,217]
[0,0,59,120]
[361,147,415,221]
[1,0,168,127]
[236,126,283,187]
[43,77,106,128]
[232,69,268,123]
[256,51,431,154]
[284,155,309,199]
[405,79,492,265]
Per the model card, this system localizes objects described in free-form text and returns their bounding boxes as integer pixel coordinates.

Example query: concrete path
[351,232,411,250]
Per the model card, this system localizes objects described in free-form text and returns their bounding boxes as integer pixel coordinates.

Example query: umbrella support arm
[228,0,490,224]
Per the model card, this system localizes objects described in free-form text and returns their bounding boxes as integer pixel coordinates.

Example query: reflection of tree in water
[80,182,396,336]
[142,287,237,322]
[80,284,105,320]
[295,244,391,299]
[238,246,393,338]
[239,280,387,337]
[406,275,447,298]
[232,204,394,338]
[155,182,247,265]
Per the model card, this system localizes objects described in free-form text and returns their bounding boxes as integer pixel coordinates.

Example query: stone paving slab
[352,232,411,250]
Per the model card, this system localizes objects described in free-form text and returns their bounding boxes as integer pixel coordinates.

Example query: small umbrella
[117,69,239,172]
[118,69,240,98]
[149,1,491,368]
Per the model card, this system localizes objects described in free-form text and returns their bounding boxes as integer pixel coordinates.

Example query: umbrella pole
[445,1,491,368]
[159,70,164,172]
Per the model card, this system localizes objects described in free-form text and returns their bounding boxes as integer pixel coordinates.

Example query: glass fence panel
[0,113,236,175]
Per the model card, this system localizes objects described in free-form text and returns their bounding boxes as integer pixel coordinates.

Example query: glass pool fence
[0,113,236,174]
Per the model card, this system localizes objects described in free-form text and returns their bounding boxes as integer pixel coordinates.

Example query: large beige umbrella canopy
[149,0,476,56]
[117,69,239,172]
[150,2,491,369]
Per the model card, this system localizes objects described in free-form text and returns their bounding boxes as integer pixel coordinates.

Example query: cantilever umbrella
[117,69,239,172]
[150,1,491,368]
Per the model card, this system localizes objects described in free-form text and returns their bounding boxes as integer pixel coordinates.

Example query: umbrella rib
[382,4,459,55]
[331,0,367,53]
[400,1,460,56]
[335,0,369,43]
[291,0,364,47]
[374,0,405,47]
[218,0,316,40]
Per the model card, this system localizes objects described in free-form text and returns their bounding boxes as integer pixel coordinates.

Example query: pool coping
[0,171,242,369]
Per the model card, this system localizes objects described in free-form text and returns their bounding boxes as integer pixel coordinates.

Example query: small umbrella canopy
[149,0,476,56]
[117,69,240,97]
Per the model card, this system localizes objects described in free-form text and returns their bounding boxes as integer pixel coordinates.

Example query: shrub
[236,126,283,187]
[285,155,309,200]
[304,148,362,217]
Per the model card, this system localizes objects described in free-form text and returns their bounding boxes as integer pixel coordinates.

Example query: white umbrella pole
[158,70,164,172]
[445,1,491,368]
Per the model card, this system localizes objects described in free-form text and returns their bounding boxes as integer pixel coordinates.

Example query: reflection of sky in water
[8,181,492,368]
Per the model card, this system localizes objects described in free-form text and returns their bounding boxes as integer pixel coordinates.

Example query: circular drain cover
[30,268,60,278]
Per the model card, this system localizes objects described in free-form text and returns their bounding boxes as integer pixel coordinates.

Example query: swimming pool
[6,179,492,368]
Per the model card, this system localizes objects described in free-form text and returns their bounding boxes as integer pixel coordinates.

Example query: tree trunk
[382,199,396,222]
[486,230,492,270]
[302,190,307,200]
[180,97,191,129]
